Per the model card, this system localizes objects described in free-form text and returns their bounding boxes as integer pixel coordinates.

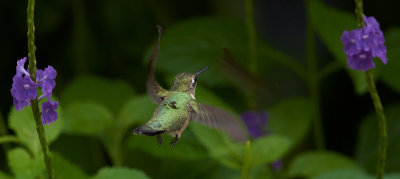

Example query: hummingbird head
[171,66,208,99]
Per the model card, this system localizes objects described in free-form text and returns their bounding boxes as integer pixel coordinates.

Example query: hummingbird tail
[133,126,165,136]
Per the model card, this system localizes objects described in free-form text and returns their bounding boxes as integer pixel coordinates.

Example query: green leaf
[312,170,372,179]
[309,1,355,64]
[0,170,13,179]
[288,151,361,178]
[63,101,113,136]
[64,96,154,166]
[61,75,136,114]
[381,28,400,93]
[313,171,400,179]
[190,123,244,170]
[267,98,313,144]
[249,165,272,179]
[53,152,89,179]
[8,100,64,155]
[109,96,157,165]
[91,167,149,179]
[356,104,400,173]
[116,95,156,129]
[249,135,292,167]
[7,148,45,179]
[50,135,107,174]
[126,133,208,160]
[384,173,400,179]
[308,1,371,94]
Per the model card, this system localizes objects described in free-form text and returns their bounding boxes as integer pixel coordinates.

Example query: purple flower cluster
[241,111,268,138]
[10,57,59,125]
[241,111,282,171]
[341,16,387,71]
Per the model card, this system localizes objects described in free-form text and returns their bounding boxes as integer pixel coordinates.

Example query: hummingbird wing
[147,26,169,104]
[190,102,247,142]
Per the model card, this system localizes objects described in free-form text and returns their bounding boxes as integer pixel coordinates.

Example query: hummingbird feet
[170,135,179,147]
[157,135,162,145]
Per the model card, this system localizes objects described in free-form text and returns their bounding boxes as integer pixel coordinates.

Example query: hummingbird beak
[195,66,209,76]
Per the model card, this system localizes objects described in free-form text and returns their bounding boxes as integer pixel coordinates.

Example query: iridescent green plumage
[133,26,247,146]
[145,91,193,134]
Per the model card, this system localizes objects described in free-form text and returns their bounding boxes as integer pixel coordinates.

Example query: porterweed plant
[1,0,400,179]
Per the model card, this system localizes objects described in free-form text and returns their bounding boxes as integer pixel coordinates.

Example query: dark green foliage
[268,98,313,144]
[60,75,136,114]
[381,28,400,93]
[8,98,64,156]
[92,167,149,179]
[2,0,400,178]
[53,152,89,179]
[7,148,45,179]
[356,105,400,173]
[288,151,361,178]
[309,0,369,94]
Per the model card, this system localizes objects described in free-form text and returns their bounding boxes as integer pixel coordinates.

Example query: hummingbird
[133,26,247,146]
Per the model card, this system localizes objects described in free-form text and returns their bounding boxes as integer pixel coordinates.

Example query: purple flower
[11,75,38,111]
[341,30,359,55]
[12,97,31,112]
[37,66,57,99]
[241,111,284,172]
[241,111,268,138]
[358,28,376,52]
[272,160,282,171]
[11,57,59,124]
[341,16,387,71]
[347,50,374,71]
[373,44,388,64]
[364,16,380,32]
[41,100,58,125]
[11,57,38,111]
[16,57,30,77]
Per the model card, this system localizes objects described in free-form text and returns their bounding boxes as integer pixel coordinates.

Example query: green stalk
[0,136,21,145]
[354,0,365,27]
[366,70,387,179]
[305,0,325,149]
[241,141,251,179]
[27,0,55,178]
[354,0,387,178]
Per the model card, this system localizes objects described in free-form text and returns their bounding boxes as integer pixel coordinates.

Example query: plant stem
[103,134,123,166]
[354,0,387,178]
[27,0,55,178]
[0,136,21,145]
[354,0,365,27]
[32,100,55,179]
[366,70,387,179]
[241,141,251,179]
[305,0,325,149]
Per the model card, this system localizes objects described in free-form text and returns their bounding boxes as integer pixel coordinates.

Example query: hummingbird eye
[192,77,197,85]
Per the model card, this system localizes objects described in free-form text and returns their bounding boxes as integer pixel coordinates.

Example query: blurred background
[1,0,400,178]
